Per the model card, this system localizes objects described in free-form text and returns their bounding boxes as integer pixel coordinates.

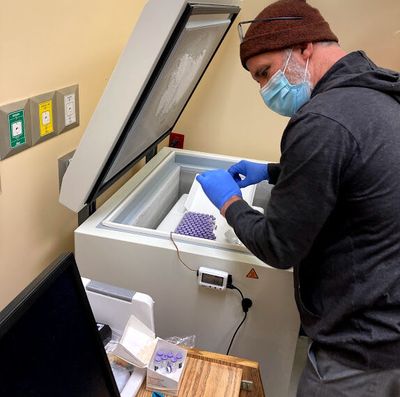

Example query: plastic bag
[164,335,196,349]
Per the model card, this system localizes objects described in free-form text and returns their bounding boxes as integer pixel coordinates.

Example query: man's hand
[196,169,242,210]
[228,160,269,188]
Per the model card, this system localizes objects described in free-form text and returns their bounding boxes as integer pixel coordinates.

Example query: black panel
[0,253,120,397]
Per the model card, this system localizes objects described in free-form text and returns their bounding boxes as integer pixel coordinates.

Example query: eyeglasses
[237,17,303,43]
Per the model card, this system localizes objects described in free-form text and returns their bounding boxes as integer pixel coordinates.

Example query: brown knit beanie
[240,0,338,69]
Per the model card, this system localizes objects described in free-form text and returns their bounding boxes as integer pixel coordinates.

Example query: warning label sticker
[246,268,259,279]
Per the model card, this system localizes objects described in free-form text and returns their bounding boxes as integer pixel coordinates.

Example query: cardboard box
[146,338,187,395]
[112,315,187,395]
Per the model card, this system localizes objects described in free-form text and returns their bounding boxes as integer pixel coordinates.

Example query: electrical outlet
[58,150,75,189]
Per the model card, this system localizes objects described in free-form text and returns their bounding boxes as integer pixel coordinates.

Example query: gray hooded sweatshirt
[226,51,400,370]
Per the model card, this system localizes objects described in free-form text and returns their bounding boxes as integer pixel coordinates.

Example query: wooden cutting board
[178,355,243,396]
[137,355,243,397]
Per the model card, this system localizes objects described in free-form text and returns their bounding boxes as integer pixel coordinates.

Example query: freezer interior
[102,150,272,248]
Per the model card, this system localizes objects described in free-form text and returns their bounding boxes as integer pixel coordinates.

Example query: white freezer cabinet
[74,147,300,397]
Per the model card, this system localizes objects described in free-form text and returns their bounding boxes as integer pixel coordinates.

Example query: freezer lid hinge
[145,144,158,163]
[78,201,97,225]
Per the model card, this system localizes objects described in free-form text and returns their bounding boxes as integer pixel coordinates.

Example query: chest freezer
[60,1,300,396]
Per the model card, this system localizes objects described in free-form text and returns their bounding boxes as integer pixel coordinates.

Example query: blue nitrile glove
[196,169,242,210]
[228,160,269,188]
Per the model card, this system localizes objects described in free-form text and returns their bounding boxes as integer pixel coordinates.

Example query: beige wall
[0,0,399,309]
[0,0,147,309]
[177,0,400,160]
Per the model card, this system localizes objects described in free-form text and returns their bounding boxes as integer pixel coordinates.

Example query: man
[196,0,400,395]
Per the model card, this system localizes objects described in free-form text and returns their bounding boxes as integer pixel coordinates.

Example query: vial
[162,353,169,369]
[154,356,162,371]
[166,362,173,373]
[156,350,164,358]
[169,356,178,373]
[175,352,183,369]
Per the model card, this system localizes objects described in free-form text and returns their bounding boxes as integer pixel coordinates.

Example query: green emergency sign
[8,109,26,149]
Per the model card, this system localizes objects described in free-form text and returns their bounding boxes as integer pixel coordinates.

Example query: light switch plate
[56,85,79,134]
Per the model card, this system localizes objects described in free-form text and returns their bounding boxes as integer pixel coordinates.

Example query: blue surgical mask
[260,50,311,117]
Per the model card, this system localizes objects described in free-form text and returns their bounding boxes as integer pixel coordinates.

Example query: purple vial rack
[174,212,216,240]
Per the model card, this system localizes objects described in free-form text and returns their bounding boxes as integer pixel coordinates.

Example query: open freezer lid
[59,0,240,213]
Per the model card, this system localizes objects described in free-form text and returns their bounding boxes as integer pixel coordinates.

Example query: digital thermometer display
[201,273,224,286]
[198,267,229,290]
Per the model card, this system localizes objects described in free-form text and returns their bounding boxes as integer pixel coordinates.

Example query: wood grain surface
[136,348,265,397]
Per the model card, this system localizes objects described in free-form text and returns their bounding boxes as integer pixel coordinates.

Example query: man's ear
[301,42,314,60]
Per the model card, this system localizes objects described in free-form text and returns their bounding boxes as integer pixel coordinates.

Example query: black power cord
[226,282,253,355]
[167,243,252,356]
